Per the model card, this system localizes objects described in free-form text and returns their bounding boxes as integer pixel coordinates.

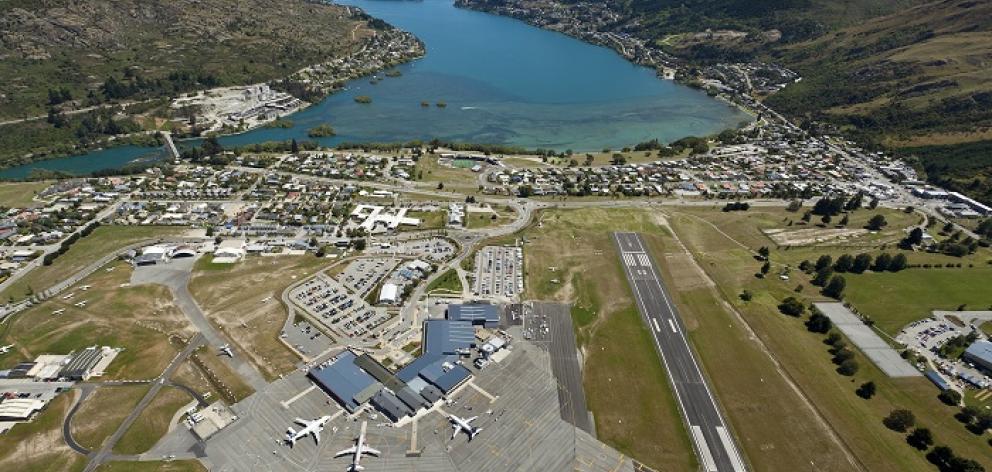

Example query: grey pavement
[613,232,747,472]
[531,301,594,435]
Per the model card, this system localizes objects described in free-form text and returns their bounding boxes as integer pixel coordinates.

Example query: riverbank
[0,15,424,176]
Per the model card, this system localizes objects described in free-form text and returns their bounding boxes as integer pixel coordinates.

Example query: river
[0,0,750,179]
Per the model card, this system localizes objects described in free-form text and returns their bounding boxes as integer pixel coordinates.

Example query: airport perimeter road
[612,232,746,472]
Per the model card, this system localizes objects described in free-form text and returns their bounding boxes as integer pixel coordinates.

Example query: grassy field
[665,206,992,471]
[190,345,254,403]
[189,255,328,381]
[0,260,193,378]
[425,268,462,294]
[94,460,206,472]
[0,181,50,208]
[511,208,694,470]
[404,210,446,231]
[845,268,992,335]
[71,385,150,451]
[415,155,480,192]
[0,393,86,472]
[114,386,193,454]
[1,225,183,301]
[465,205,516,229]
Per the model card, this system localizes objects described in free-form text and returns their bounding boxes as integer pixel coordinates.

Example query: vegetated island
[308,124,336,138]
[354,95,373,104]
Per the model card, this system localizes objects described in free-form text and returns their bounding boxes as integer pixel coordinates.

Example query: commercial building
[964,340,992,373]
[378,283,400,305]
[0,398,45,421]
[60,347,114,381]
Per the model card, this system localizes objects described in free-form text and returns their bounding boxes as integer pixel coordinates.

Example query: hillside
[0,0,370,120]
[766,0,992,203]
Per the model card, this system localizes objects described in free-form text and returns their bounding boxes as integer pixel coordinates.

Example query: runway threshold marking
[691,426,718,472]
[651,318,661,332]
[668,319,678,333]
[280,385,316,409]
[717,426,747,472]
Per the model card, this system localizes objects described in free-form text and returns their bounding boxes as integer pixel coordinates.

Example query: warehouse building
[60,347,107,380]
[964,340,992,373]
[308,351,381,413]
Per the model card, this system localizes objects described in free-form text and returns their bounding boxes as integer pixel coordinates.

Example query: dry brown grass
[0,392,86,472]
[71,385,150,451]
[189,256,328,380]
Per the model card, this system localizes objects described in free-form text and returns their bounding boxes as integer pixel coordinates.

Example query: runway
[612,232,746,472]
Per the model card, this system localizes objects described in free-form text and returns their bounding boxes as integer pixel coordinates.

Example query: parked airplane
[219,344,234,357]
[0,344,13,355]
[448,413,482,441]
[52,308,66,316]
[334,421,379,471]
[284,416,331,447]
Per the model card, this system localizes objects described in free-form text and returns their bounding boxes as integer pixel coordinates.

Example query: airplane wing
[313,430,321,444]
[466,416,478,423]
[362,446,381,457]
[294,418,308,426]
[451,427,459,441]
[334,446,358,458]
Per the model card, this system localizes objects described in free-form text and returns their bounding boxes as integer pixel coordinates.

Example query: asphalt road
[612,232,746,472]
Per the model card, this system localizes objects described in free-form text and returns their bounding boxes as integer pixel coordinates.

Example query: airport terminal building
[308,305,495,422]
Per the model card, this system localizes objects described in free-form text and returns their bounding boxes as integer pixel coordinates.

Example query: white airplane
[74,301,88,308]
[52,308,66,316]
[448,413,482,441]
[285,415,331,447]
[0,344,13,355]
[334,421,380,471]
[219,344,234,357]
[80,285,91,291]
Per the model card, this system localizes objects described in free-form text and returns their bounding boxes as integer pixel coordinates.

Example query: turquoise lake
[0,0,750,179]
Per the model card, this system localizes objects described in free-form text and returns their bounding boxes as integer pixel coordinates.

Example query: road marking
[691,426,718,472]
[280,385,316,409]
[637,254,650,266]
[652,318,661,332]
[668,319,678,333]
[717,426,747,472]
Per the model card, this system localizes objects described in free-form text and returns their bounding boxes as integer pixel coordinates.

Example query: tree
[851,253,873,273]
[883,409,916,432]
[821,214,832,225]
[815,255,833,272]
[437,182,445,190]
[799,259,812,272]
[739,290,753,302]
[812,267,833,287]
[889,253,908,272]
[872,253,892,272]
[866,214,888,231]
[907,427,934,451]
[352,238,367,251]
[856,381,876,399]
[290,138,300,154]
[778,297,805,317]
[758,246,770,259]
[839,214,849,226]
[805,310,832,333]
[845,192,863,211]
[938,389,962,406]
[823,275,846,299]
[760,261,771,276]
[957,406,979,424]
[837,358,859,376]
[834,254,854,272]
[901,227,924,249]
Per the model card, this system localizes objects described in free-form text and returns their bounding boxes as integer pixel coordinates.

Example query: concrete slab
[815,302,921,377]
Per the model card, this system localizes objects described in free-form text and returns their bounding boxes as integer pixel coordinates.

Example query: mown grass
[0,181,50,208]
[71,385,150,451]
[666,206,992,471]
[0,393,86,472]
[94,460,206,472]
[2,225,182,301]
[114,386,193,454]
[425,268,462,294]
[845,268,992,335]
